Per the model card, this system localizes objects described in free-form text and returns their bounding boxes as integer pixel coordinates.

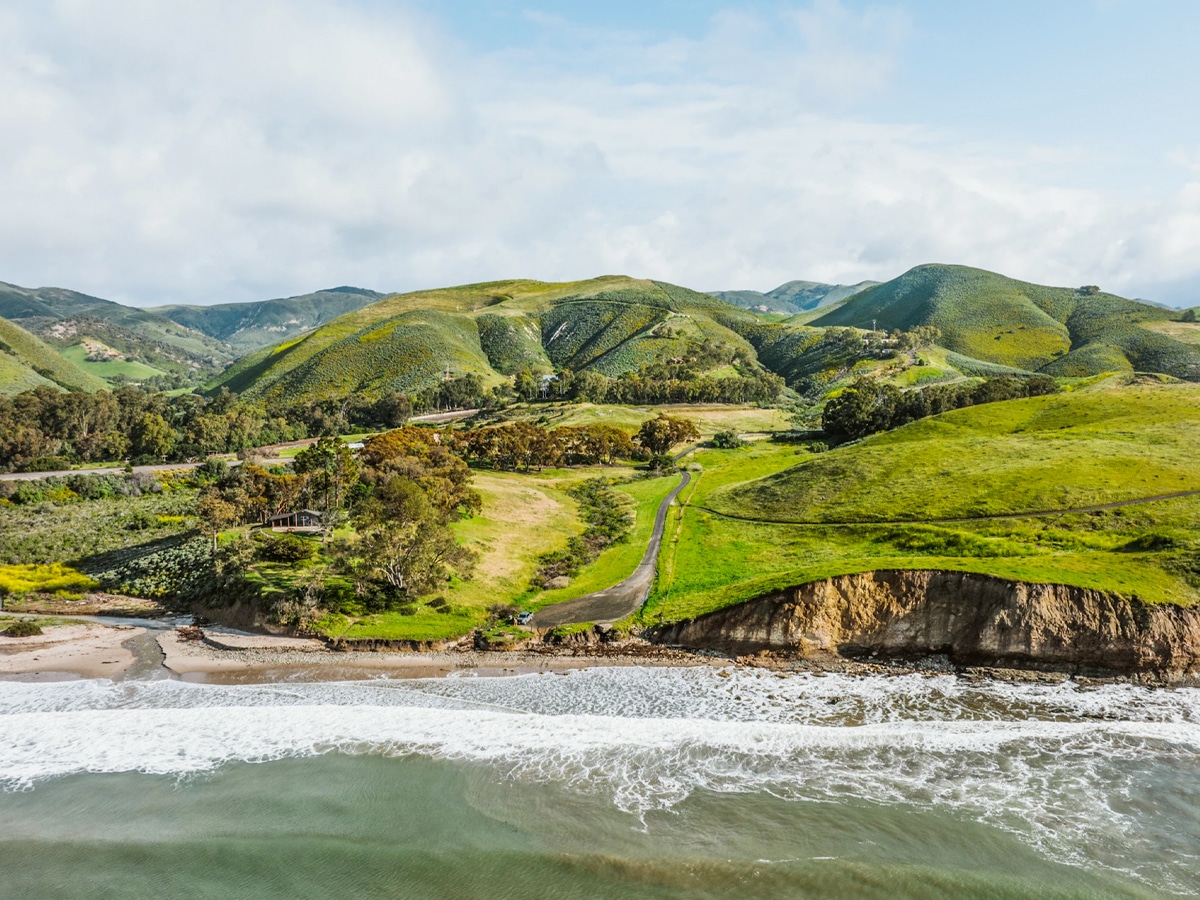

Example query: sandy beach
[0,623,146,680]
[157,628,714,684]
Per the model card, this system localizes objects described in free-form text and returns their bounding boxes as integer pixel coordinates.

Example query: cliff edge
[651,570,1200,679]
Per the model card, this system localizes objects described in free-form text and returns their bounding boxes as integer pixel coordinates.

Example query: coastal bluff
[651,570,1200,679]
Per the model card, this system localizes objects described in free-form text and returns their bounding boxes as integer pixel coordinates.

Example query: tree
[195,491,240,551]
[711,429,746,449]
[348,476,476,604]
[132,412,175,461]
[821,378,901,440]
[634,414,700,456]
[294,436,360,530]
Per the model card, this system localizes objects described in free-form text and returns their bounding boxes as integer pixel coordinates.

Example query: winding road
[531,471,691,628]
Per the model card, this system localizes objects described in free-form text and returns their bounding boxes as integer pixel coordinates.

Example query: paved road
[0,408,482,481]
[532,471,690,628]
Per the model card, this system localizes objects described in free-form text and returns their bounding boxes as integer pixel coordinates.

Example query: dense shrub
[3,619,43,637]
[532,479,633,588]
[258,534,316,563]
[823,375,1063,440]
[710,430,746,449]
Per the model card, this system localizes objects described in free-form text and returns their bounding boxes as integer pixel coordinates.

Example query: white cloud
[0,0,1196,306]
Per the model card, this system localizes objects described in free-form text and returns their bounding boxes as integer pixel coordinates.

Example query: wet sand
[0,624,146,681]
[157,629,713,684]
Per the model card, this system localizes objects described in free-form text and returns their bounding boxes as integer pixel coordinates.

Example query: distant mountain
[208,277,763,405]
[710,280,877,315]
[0,315,105,395]
[0,281,232,384]
[152,287,385,355]
[809,264,1200,380]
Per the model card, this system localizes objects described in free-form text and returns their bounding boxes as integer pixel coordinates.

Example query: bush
[257,534,315,563]
[4,619,44,637]
[710,430,746,449]
[23,456,73,473]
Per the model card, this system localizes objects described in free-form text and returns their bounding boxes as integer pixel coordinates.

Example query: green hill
[209,277,764,404]
[808,264,1200,380]
[0,281,233,383]
[151,287,384,355]
[0,316,106,395]
[711,381,1200,523]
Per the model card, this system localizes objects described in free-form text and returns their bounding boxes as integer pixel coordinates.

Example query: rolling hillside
[0,281,233,383]
[710,279,876,315]
[209,277,764,404]
[711,381,1200,524]
[0,316,106,395]
[808,264,1200,379]
[152,287,384,355]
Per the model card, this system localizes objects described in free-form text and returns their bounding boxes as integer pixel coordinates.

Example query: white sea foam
[2,668,1199,887]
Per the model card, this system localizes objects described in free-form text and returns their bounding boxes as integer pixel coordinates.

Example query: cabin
[268,509,323,533]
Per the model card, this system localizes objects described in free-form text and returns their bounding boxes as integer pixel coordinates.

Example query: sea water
[1,667,1198,898]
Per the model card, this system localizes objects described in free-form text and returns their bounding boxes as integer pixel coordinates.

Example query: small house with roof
[268,509,323,533]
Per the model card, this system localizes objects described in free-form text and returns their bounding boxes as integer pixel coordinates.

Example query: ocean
[1,666,1198,898]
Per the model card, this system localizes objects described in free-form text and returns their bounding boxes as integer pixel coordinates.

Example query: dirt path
[532,471,691,628]
[689,488,1200,527]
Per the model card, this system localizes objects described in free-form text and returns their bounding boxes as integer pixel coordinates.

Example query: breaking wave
[2,668,1199,890]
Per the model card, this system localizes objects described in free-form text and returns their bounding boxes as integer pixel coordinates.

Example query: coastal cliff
[651,570,1200,678]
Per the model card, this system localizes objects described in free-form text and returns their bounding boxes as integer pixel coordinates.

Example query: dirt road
[532,471,690,628]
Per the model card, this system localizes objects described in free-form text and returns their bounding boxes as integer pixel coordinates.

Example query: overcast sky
[2,0,1199,307]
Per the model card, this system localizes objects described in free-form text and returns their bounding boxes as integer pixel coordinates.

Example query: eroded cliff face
[651,570,1200,677]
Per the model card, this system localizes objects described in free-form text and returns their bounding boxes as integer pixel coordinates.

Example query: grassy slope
[0,316,106,394]
[58,344,168,384]
[809,264,1200,379]
[0,281,234,369]
[711,383,1200,522]
[641,383,1200,624]
[316,465,673,641]
[210,276,761,404]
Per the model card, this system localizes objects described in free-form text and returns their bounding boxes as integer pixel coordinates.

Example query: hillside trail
[689,488,1200,528]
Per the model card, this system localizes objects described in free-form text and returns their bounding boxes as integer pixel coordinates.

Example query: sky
[2,0,1199,308]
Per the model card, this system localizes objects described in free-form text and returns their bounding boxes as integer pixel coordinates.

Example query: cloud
[0,0,1195,307]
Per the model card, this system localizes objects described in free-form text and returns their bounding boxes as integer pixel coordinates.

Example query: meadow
[640,382,1200,624]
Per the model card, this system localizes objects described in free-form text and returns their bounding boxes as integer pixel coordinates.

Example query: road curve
[532,471,690,628]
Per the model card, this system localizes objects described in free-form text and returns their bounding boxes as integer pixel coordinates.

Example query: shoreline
[0,623,147,681]
[156,629,716,684]
[4,622,1197,687]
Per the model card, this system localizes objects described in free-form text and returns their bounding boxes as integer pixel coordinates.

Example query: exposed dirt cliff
[651,570,1200,678]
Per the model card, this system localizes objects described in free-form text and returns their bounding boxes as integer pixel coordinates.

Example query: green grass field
[59,344,169,384]
[506,402,791,437]
[711,383,1200,523]
[638,382,1200,625]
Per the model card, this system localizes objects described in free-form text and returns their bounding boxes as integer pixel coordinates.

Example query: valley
[1,264,1199,677]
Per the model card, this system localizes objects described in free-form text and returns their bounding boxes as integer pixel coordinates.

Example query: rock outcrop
[651,570,1200,678]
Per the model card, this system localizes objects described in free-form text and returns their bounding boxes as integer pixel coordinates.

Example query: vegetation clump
[3,619,44,637]
[710,430,746,449]
[533,479,634,588]
[822,375,1059,440]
